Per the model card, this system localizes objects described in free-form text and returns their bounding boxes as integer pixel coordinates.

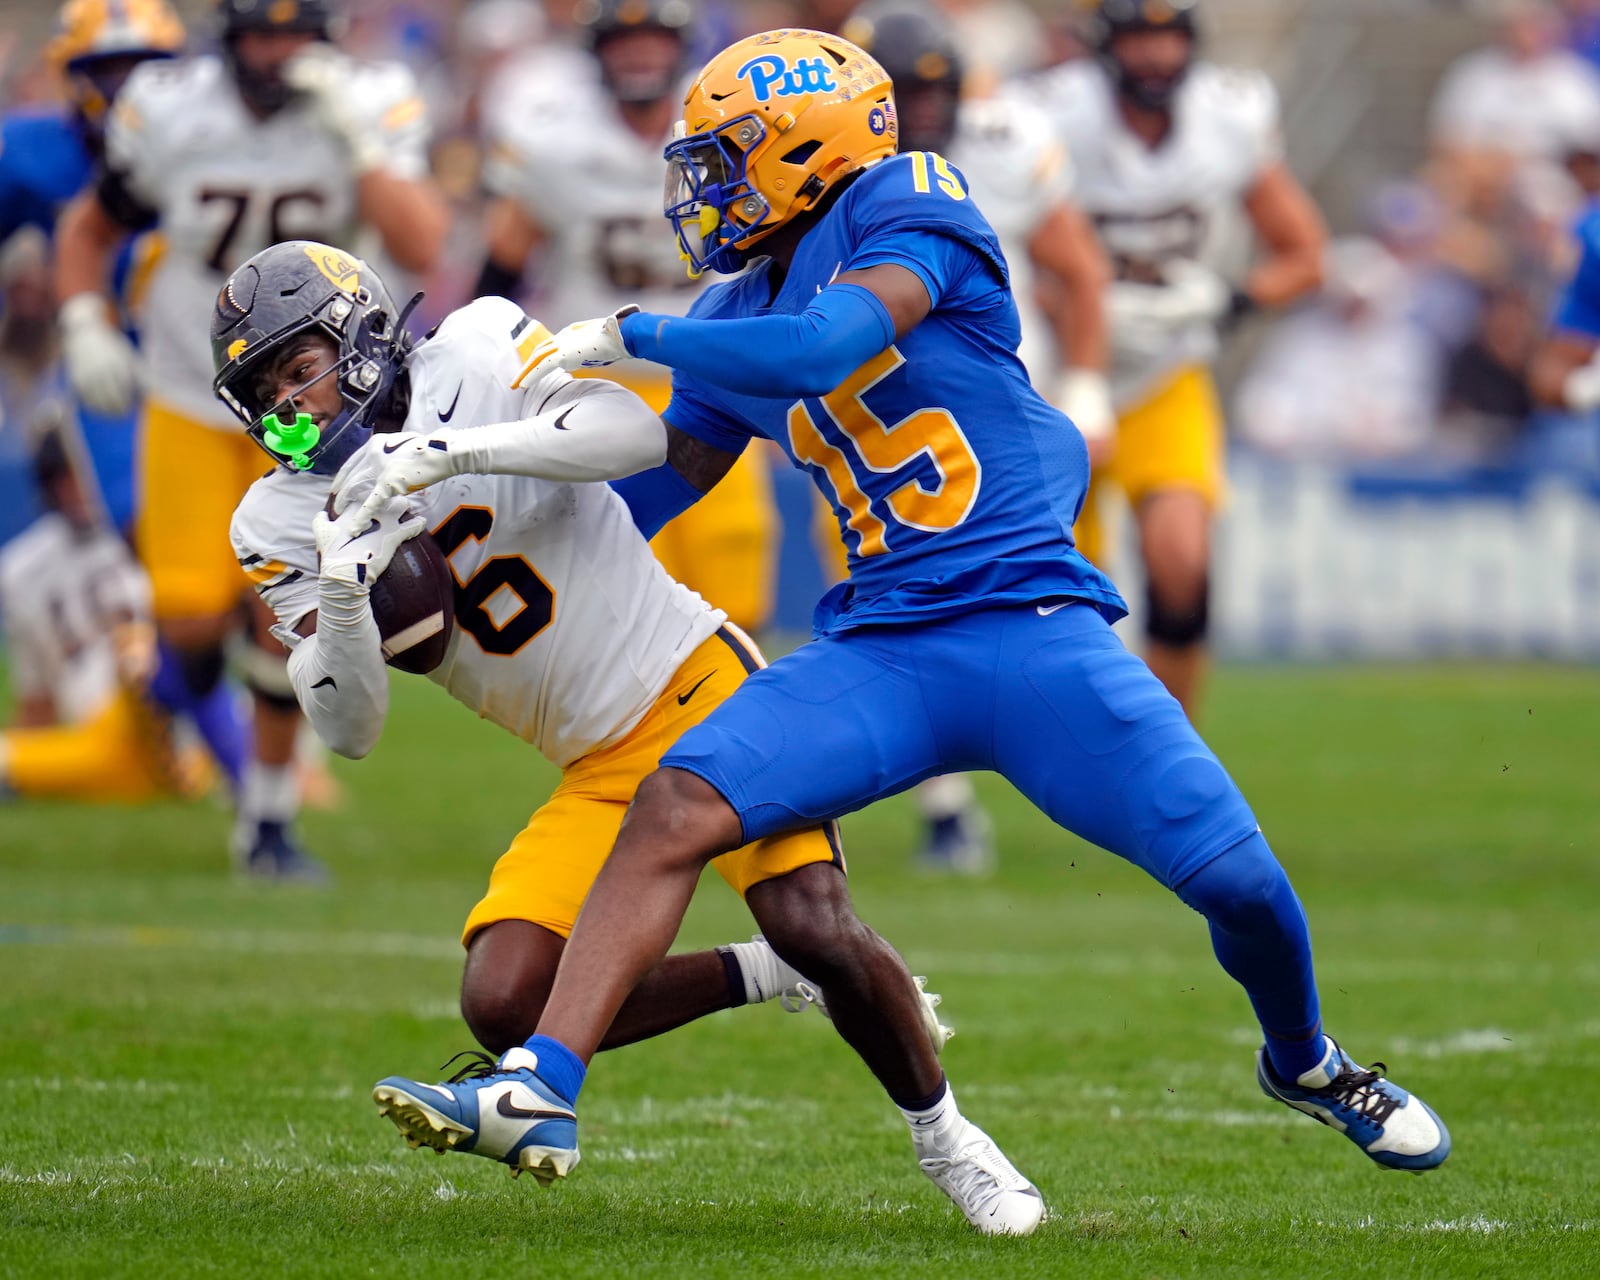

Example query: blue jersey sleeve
[663,369,760,451]
[842,153,1010,307]
[1555,208,1600,339]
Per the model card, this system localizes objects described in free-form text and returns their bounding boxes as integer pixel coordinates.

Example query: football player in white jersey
[1032,0,1326,716]
[474,0,779,637]
[53,0,450,877]
[844,4,1116,875]
[212,242,1034,1231]
[1,425,206,803]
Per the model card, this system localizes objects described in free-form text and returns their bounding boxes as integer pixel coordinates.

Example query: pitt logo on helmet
[735,53,839,102]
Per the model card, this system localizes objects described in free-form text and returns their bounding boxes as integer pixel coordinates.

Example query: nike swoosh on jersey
[437,384,462,423]
[677,671,715,705]
[1036,601,1076,617]
[495,1092,575,1122]
[552,406,576,431]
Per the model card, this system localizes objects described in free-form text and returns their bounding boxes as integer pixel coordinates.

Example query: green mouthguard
[261,412,321,472]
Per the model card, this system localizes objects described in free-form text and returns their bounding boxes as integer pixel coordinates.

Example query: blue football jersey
[1554,202,1600,339]
[0,109,92,242]
[664,152,1126,635]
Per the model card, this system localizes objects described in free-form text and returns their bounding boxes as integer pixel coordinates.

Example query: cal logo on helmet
[304,244,361,294]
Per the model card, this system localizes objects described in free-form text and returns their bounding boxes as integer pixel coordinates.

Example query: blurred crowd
[1237,0,1600,470]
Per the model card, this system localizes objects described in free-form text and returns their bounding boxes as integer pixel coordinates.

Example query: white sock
[719,937,794,1004]
[900,1080,967,1158]
[240,762,299,825]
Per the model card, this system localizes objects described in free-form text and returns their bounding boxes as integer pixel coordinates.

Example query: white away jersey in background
[0,514,152,723]
[947,94,1073,384]
[1031,59,1281,401]
[230,296,723,767]
[106,54,430,427]
[481,70,701,360]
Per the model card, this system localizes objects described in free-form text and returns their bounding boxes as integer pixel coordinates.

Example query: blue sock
[1176,832,1327,1082]
[519,1034,587,1105]
[148,645,248,790]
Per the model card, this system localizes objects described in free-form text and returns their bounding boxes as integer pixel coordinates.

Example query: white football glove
[313,497,425,591]
[60,293,141,416]
[341,431,460,526]
[284,44,387,173]
[1564,350,1600,412]
[514,304,640,385]
[1052,368,1115,443]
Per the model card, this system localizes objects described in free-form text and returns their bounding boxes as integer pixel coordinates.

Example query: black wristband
[1225,287,1260,325]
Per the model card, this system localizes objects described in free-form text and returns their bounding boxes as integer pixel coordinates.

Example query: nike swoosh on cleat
[437,384,462,422]
[496,1093,575,1122]
[677,672,715,706]
[311,676,337,691]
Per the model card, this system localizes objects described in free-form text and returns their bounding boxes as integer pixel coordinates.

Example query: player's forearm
[357,170,451,274]
[620,284,894,398]
[450,380,666,482]
[54,192,120,304]
[1243,250,1324,310]
[1032,204,1111,371]
[289,588,389,759]
[1531,335,1600,409]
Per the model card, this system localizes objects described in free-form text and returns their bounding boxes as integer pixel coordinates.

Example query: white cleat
[779,972,954,1056]
[919,1120,1045,1236]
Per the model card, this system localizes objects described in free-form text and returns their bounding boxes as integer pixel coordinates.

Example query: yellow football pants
[1074,365,1226,568]
[462,625,842,945]
[136,398,265,620]
[2,691,209,803]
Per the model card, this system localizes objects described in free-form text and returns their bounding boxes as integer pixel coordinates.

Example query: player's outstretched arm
[346,377,665,526]
[521,265,932,399]
[55,192,142,416]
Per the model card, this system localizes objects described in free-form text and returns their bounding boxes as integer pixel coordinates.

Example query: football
[369,530,455,675]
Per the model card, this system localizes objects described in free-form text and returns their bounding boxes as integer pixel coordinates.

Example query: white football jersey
[947,95,1073,384]
[230,296,723,768]
[481,69,701,362]
[0,514,152,724]
[106,54,431,427]
[1030,59,1282,401]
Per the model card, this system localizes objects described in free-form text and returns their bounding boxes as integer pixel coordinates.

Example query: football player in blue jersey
[365,28,1450,1222]
[1532,202,1600,412]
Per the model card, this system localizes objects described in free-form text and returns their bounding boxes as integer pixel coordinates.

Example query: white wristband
[1053,368,1116,442]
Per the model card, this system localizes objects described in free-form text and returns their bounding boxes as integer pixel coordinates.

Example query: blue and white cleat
[1257,1038,1451,1172]
[232,819,330,884]
[373,1047,579,1185]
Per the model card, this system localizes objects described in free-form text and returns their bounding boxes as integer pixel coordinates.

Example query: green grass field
[4,665,1599,1278]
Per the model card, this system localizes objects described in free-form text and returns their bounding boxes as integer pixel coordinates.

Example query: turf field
[3,664,1598,1278]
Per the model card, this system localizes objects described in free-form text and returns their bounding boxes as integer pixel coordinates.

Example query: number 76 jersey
[663,153,1127,636]
[230,297,723,767]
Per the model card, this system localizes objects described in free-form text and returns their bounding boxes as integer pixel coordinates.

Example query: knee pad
[177,645,227,698]
[1176,832,1301,938]
[236,641,299,713]
[1145,574,1209,647]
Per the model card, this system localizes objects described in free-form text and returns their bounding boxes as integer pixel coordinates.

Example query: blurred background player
[0,0,186,540]
[844,3,1115,874]
[51,0,449,878]
[1,417,208,804]
[1032,0,1326,717]
[474,0,778,636]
